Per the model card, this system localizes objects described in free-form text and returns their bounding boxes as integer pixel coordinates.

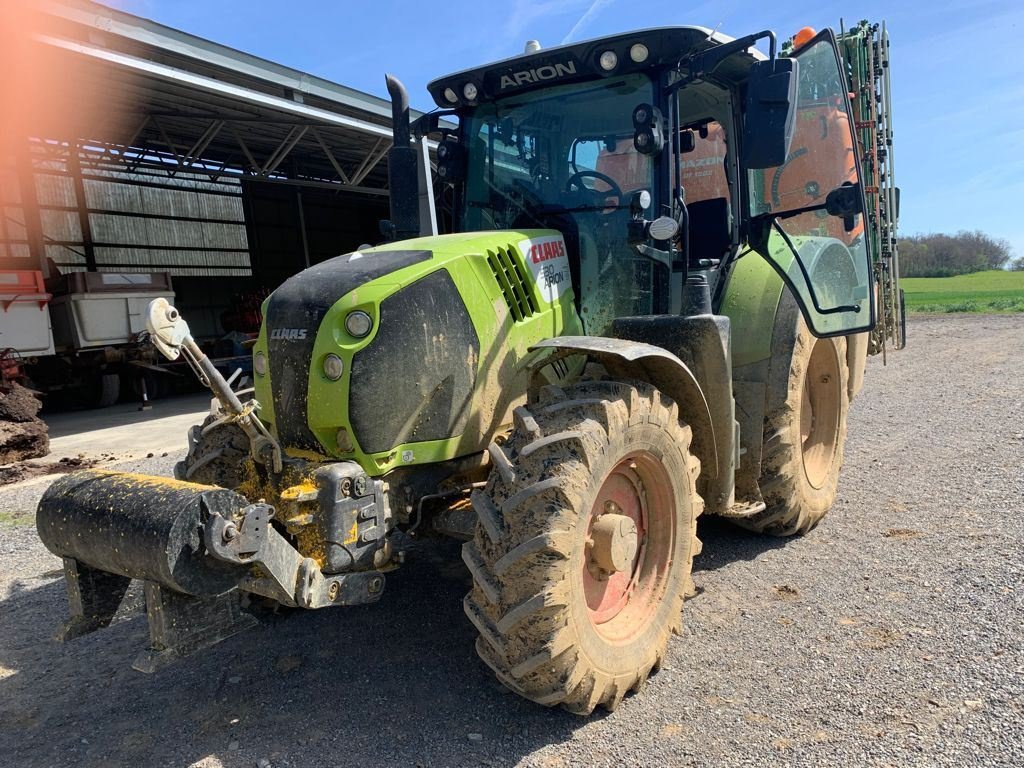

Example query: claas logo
[529,240,566,264]
[270,328,308,340]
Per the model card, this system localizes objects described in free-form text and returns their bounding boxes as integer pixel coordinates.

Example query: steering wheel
[565,170,623,212]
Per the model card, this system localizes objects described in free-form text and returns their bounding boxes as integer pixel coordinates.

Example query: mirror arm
[411,109,459,140]
[675,188,689,272]
[679,30,777,86]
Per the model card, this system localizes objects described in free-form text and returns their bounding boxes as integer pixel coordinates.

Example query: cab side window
[679,120,729,204]
[678,119,734,264]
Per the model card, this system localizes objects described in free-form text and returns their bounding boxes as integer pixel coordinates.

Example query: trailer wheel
[174,414,250,489]
[740,319,849,536]
[88,373,121,408]
[463,380,702,715]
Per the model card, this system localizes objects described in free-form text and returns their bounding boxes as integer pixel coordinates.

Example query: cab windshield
[461,74,658,333]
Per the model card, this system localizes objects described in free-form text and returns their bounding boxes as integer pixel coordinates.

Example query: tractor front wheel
[462,380,702,715]
[174,413,250,489]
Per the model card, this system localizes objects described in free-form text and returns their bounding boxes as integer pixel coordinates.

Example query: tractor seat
[687,197,732,264]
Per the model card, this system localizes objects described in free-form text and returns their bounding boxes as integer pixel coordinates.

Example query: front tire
[463,380,703,715]
[174,414,250,489]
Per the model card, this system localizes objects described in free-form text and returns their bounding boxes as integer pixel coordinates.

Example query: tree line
[899,231,1019,277]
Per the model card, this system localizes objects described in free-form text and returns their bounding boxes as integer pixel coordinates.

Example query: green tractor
[37,21,901,714]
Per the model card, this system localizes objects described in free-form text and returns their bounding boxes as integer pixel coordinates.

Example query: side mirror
[742,58,799,169]
[412,110,459,140]
[378,219,397,241]
[679,130,696,154]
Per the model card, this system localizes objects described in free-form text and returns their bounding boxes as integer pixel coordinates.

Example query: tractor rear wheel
[174,413,250,489]
[462,380,703,714]
[740,319,849,536]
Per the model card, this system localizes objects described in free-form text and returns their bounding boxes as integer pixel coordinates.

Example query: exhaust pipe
[385,73,420,240]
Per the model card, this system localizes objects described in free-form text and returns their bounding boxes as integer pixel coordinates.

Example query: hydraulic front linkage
[145,297,283,472]
[33,300,389,672]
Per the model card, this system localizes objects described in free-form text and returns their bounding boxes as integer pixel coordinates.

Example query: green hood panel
[252,230,584,475]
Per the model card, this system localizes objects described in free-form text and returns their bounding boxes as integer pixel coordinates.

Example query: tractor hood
[252,231,584,475]
[262,248,434,455]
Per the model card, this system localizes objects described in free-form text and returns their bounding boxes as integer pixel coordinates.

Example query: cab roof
[427,26,766,108]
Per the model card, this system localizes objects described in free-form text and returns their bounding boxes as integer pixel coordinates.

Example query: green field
[901,270,1024,313]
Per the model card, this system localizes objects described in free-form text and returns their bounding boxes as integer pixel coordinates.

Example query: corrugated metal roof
[31,0,419,192]
[6,2,431,278]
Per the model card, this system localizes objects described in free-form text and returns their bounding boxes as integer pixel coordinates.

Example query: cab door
[746,30,875,336]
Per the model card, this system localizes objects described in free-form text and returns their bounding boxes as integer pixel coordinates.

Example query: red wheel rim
[582,451,676,644]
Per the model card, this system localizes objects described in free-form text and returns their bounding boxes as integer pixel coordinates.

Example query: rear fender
[528,336,718,479]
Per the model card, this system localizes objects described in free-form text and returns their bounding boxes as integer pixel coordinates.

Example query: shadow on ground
[0,538,579,768]
[693,516,788,574]
[0,518,794,767]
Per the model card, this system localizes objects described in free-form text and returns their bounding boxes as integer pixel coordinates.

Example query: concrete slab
[43,393,212,461]
[0,394,212,489]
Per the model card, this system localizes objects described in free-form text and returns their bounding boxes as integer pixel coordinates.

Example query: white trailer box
[48,272,174,350]
[0,270,55,357]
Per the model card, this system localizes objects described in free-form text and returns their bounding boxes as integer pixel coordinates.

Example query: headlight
[253,351,267,376]
[599,50,618,71]
[345,310,373,338]
[462,82,478,101]
[629,43,649,63]
[323,354,344,381]
[443,87,458,104]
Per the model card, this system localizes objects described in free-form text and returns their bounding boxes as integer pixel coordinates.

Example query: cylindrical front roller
[37,470,249,596]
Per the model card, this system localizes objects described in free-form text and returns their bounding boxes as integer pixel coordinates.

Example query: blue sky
[113,0,1024,257]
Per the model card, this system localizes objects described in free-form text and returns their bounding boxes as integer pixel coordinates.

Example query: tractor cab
[411,26,876,338]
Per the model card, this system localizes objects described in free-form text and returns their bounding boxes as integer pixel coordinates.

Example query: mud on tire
[174,413,250,489]
[462,380,703,715]
[740,318,850,536]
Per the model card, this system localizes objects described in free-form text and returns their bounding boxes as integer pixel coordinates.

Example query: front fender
[528,336,718,479]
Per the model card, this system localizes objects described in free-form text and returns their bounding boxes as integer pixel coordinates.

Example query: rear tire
[174,414,250,489]
[739,318,849,536]
[463,380,703,715]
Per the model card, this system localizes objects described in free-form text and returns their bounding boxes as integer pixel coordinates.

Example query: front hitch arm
[145,297,283,472]
[202,501,384,609]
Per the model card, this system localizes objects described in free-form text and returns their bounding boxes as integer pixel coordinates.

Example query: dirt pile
[0,383,49,464]
[0,455,97,486]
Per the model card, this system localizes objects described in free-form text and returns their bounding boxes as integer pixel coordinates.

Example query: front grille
[486,245,538,322]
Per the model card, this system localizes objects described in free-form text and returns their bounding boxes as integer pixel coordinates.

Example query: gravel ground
[1,313,1021,768]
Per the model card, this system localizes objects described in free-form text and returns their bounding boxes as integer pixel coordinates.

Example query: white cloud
[503,0,587,45]
[561,0,616,44]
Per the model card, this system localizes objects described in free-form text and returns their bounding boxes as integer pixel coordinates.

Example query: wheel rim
[799,339,842,490]
[583,451,675,643]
